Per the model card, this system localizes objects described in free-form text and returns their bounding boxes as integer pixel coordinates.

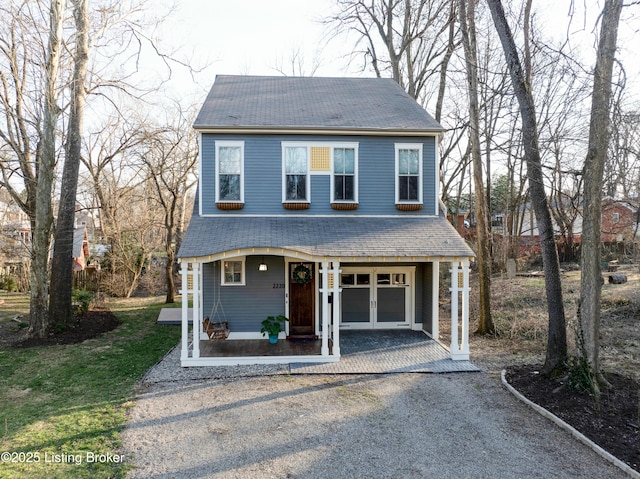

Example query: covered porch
[180,330,478,373]
[177,215,475,367]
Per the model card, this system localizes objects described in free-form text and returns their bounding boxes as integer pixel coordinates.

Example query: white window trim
[221,257,246,286]
[215,141,245,203]
[330,143,359,204]
[395,143,423,204]
[282,142,311,203]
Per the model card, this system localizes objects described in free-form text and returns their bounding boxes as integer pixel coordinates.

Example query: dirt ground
[446,263,640,473]
[0,305,120,348]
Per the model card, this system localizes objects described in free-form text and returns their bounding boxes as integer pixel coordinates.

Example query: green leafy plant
[566,354,596,395]
[72,289,94,315]
[1,275,17,292]
[260,315,288,337]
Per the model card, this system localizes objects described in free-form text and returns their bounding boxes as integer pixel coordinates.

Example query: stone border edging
[501,369,639,479]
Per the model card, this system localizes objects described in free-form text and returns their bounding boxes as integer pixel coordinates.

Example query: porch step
[157,308,192,325]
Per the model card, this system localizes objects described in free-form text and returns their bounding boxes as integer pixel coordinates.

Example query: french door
[340,267,414,329]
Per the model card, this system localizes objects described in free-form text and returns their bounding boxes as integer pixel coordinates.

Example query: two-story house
[601,196,638,244]
[177,75,474,367]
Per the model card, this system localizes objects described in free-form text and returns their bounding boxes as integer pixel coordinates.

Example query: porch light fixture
[259,257,268,272]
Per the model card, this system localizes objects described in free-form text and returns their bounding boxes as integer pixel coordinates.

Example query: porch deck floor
[199,337,321,357]
[195,330,478,374]
[291,330,479,374]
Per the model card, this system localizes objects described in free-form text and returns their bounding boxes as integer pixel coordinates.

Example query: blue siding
[200,134,437,216]
[202,256,286,333]
[200,135,216,211]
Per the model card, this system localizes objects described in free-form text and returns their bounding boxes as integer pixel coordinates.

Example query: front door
[340,267,413,329]
[288,262,315,337]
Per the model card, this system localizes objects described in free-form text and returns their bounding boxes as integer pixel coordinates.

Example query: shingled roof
[178,215,474,261]
[194,75,443,133]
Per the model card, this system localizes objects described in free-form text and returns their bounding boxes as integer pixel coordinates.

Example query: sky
[153,0,356,102]
[146,0,639,107]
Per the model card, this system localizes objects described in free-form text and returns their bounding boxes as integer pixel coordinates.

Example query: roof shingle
[194,75,443,132]
[177,215,474,260]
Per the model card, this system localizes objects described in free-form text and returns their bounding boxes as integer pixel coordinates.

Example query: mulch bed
[506,364,639,473]
[14,309,121,348]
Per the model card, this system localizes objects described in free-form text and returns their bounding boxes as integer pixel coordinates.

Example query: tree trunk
[458,0,494,335]
[28,0,66,338]
[487,0,567,373]
[49,0,89,327]
[579,0,624,395]
[165,246,176,304]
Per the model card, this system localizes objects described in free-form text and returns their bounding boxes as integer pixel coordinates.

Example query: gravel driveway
[122,350,627,479]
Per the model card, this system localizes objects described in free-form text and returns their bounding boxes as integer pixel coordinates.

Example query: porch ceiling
[178,215,474,261]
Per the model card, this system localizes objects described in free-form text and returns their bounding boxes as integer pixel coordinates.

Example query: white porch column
[320,261,330,356]
[449,261,459,357]
[331,261,341,357]
[180,260,189,361]
[432,261,440,339]
[449,260,470,360]
[460,259,470,359]
[192,261,201,359]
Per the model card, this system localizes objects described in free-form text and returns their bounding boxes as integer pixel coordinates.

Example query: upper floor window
[332,147,357,202]
[612,212,620,224]
[283,146,309,202]
[395,143,423,204]
[216,141,244,203]
[282,142,359,207]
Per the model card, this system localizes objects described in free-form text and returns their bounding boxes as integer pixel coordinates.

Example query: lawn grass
[0,296,181,478]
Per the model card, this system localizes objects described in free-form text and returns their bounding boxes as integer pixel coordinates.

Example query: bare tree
[579,0,624,400]
[140,108,197,303]
[29,0,66,338]
[487,0,567,374]
[458,0,493,334]
[50,0,89,327]
[105,181,163,298]
[273,46,323,77]
[606,107,640,199]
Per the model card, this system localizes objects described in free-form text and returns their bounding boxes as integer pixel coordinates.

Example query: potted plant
[261,315,288,344]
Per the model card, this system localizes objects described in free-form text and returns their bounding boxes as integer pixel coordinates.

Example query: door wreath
[292,264,312,284]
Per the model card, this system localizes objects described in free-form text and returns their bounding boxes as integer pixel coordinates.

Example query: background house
[72,227,90,271]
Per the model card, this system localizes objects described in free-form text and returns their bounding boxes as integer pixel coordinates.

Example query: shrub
[72,289,94,315]
[1,275,18,292]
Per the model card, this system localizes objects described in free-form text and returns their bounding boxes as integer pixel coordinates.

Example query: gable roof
[194,75,443,134]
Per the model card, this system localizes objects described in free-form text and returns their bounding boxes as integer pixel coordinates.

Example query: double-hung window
[216,141,244,203]
[395,143,423,204]
[282,142,358,206]
[283,145,309,202]
[221,258,245,286]
[332,147,357,203]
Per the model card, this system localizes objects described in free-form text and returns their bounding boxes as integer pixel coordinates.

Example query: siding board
[201,134,438,216]
[202,257,286,333]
